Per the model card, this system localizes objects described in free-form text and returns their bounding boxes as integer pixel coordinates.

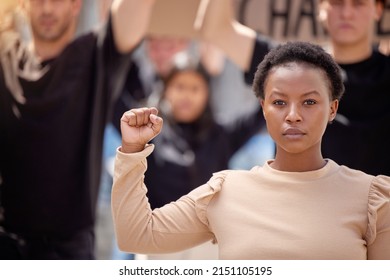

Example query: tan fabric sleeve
[366,175,390,260]
[111,144,216,255]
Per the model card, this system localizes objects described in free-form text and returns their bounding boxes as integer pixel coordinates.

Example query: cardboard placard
[234,0,390,42]
[147,0,390,41]
[147,0,201,38]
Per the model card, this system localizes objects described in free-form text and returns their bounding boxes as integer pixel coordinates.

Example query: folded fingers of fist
[122,108,148,127]
[142,108,150,125]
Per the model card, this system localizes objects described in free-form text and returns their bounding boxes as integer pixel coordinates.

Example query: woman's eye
[273,100,286,105]
[304,99,317,105]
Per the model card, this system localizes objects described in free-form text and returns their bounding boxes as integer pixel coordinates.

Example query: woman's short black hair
[252,41,345,101]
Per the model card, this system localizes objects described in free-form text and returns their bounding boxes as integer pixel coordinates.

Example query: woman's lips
[283,127,306,139]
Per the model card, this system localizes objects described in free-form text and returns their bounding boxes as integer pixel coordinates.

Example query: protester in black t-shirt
[317,0,390,176]
[0,0,155,259]
[199,0,390,177]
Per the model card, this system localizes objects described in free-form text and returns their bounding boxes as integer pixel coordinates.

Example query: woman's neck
[271,148,326,172]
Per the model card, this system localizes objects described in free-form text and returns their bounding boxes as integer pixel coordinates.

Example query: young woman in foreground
[111,41,390,259]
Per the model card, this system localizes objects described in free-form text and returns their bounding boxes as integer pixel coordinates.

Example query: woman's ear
[329,99,339,122]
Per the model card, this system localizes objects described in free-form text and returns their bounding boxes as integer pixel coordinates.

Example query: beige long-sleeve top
[111,145,390,259]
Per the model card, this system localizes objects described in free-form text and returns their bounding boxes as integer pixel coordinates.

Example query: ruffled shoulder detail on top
[194,170,229,226]
[365,175,390,246]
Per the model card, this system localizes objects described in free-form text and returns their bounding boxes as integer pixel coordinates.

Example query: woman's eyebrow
[302,91,320,97]
[269,91,320,98]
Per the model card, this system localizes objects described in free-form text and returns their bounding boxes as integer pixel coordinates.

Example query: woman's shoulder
[337,162,375,178]
[336,164,390,225]
[338,165,390,207]
[365,174,390,246]
[367,175,390,206]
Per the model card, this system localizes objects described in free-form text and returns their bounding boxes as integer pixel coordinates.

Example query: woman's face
[261,62,338,156]
[319,0,382,47]
[164,70,209,123]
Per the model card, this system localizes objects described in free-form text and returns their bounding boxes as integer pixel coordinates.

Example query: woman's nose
[285,104,302,123]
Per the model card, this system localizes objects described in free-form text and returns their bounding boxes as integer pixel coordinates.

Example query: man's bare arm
[111,0,155,53]
[198,0,256,71]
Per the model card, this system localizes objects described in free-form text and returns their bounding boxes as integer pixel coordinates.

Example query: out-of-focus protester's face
[261,63,338,156]
[164,70,209,123]
[319,0,383,47]
[23,0,81,42]
[146,36,190,78]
